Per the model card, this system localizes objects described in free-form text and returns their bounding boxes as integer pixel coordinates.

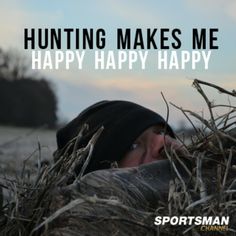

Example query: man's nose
[149,134,186,159]
[150,133,165,158]
[143,134,165,163]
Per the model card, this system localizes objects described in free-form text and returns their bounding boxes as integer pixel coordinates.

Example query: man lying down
[47,101,235,236]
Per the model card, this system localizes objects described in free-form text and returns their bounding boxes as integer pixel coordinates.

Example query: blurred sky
[0,0,235,128]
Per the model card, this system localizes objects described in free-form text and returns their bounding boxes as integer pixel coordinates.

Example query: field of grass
[0,126,56,176]
[0,80,235,235]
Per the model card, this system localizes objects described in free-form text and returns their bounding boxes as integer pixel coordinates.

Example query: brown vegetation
[0,80,235,236]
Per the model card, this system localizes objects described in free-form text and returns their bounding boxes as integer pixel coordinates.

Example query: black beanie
[56,100,175,174]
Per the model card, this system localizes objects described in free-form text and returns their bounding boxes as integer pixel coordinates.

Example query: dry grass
[0,79,236,236]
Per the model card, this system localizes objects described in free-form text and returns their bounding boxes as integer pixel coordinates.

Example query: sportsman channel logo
[154,216,229,232]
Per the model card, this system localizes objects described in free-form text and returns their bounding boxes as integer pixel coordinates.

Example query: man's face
[119,125,184,168]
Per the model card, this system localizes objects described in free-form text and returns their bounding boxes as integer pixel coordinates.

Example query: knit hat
[56,100,175,175]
